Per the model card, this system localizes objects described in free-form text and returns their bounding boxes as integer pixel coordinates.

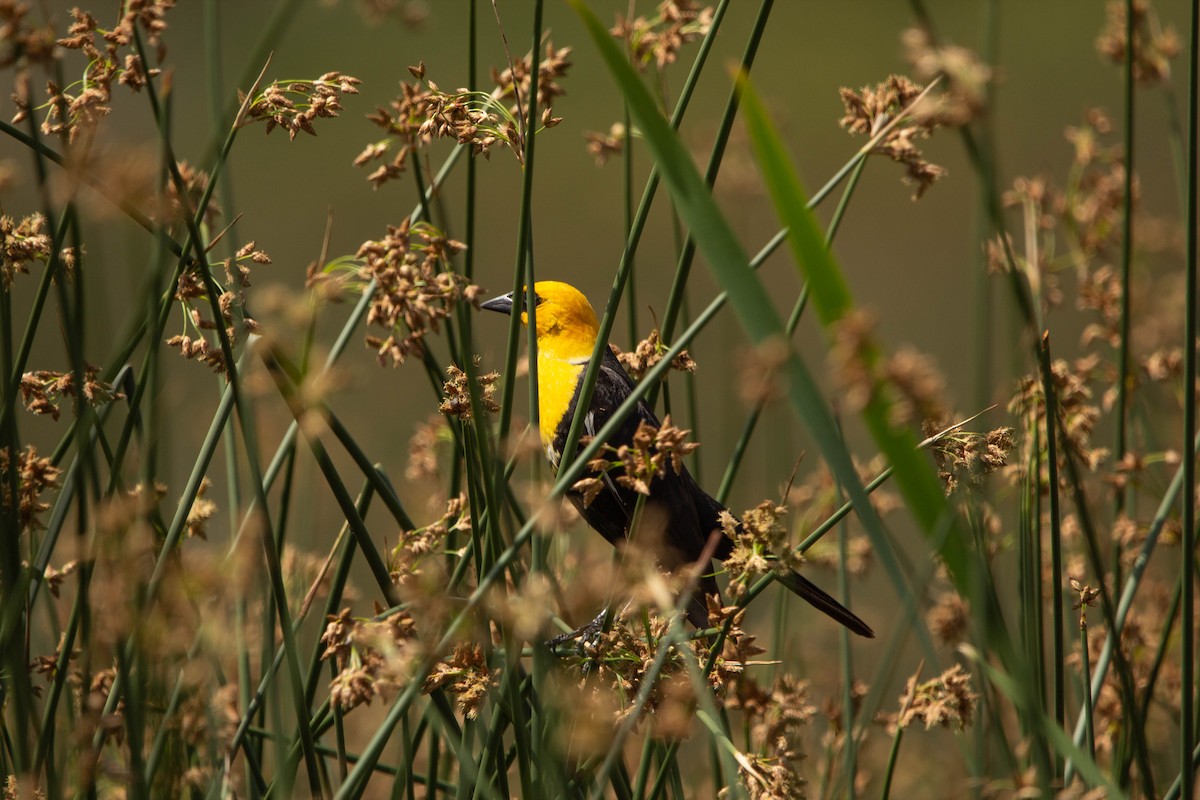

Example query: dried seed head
[343,221,477,365]
[424,643,495,719]
[897,663,978,731]
[1,213,52,287]
[583,122,626,166]
[613,1,714,72]
[184,478,217,539]
[19,366,124,421]
[839,73,947,199]
[242,72,361,140]
[1097,0,1179,85]
[613,328,696,381]
[0,445,61,531]
[902,27,993,126]
[438,362,500,420]
[927,591,970,647]
[322,607,419,711]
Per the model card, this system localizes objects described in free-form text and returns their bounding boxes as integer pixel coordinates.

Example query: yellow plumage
[479,280,874,637]
[519,281,600,447]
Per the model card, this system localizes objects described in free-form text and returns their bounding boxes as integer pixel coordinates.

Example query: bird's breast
[536,353,585,449]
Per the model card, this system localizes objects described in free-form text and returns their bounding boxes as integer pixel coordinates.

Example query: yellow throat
[519,281,600,447]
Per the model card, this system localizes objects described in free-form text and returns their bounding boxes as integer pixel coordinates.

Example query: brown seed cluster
[827,309,880,414]
[1072,583,1176,757]
[802,535,873,578]
[438,363,500,421]
[0,444,60,531]
[826,311,1016,496]
[902,26,993,127]
[1,212,60,287]
[612,329,697,381]
[1096,0,1179,84]
[828,309,985,457]
[240,72,361,140]
[406,413,449,482]
[1009,356,1109,472]
[787,455,898,550]
[491,42,571,125]
[926,591,970,648]
[400,494,469,561]
[424,642,496,720]
[896,663,978,731]
[323,219,478,366]
[838,74,946,199]
[320,607,418,711]
[356,46,570,188]
[994,95,1191,593]
[719,501,803,599]
[737,336,789,408]
[583,122,626,166]
[611,1,714,71]
[11,3,172,142]
[20,365,123,420]
[720,673,814,800]
[161,160,221,228]
[925,423,1015,496]
[572,415,698,505]
[166,242,269,375]
[999,110,1135,327]
[1069,577,1101,628]
[184,478,216,540]
[726,670,816,753]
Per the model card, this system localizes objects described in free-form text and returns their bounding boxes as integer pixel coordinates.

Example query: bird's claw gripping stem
[545,608,609,656]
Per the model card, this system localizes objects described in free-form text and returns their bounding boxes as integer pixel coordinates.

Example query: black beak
[480,292,514,315]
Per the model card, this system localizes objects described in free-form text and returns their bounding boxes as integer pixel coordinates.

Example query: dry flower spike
[315,219,478,366]
[359,45,570,187]
[897,663,978,731]
[240,72,361,140]
[1097,0,1179,84]
[839,74,946,199]
[612,1,714,71]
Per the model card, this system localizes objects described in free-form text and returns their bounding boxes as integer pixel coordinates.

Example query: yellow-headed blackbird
[482,281,873,638]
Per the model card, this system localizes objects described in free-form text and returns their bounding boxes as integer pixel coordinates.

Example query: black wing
[551,349,721,626]
[551,349,874,637]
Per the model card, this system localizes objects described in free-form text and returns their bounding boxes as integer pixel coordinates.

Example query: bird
[480,280,874,638]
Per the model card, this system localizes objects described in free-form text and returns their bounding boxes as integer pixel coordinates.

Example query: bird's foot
[545,609,609,664]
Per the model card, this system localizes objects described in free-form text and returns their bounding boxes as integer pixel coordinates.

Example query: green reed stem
[1180,1,1198,797]
[1038,333,1066,744]
[839,503,857,800]
[879,676,920,800]
[1113,0,1136,525]
[1051,392,1155,796]
[1080,613,1096,763]
[137,34,326,793]
[1067,424,1200,778]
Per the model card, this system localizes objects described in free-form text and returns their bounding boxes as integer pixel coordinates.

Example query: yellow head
[480,281,599,361]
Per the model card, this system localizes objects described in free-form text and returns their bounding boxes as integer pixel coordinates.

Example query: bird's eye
[534,293,545,306]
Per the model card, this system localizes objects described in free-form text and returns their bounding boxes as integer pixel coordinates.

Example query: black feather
[552,349,874,637]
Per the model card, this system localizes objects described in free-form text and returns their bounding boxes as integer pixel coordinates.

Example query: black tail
[774,569,875,638]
